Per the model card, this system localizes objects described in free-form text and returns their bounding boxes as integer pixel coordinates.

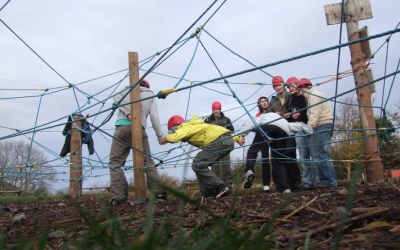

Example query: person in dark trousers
[237,112,312,193]
[269,75,302,192]
[108,79,166,205]
[160,115,245,199]
[243,96,271,193]
[283,77,307,191]
[204,101,234,188]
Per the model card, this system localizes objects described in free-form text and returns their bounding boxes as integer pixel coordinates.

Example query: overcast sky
[0,0,399,192]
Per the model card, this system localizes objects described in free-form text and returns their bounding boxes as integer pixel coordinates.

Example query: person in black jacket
[270,75,302,191]
[204,101,234,187]
[283,77,307,191]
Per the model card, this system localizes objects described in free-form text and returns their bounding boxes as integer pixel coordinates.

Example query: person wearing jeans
[296,78,337,188]
[308,123,337,187]
[286,77,315,190]
[295,131,317,189]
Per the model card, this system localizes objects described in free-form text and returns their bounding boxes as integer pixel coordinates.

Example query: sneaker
[156,193,167,200]
[109,196,123,205]
[216,186,232,199]
[263,185,270,193]
[282,189,291,194]
[243,170,255,189]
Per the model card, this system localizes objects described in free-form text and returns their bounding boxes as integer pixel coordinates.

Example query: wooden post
[324,0,383,182]
[128,52,147,202]
[69,115,83,198]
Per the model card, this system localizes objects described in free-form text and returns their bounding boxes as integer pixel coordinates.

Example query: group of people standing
[238,76,338,194]
[107,76,338,205]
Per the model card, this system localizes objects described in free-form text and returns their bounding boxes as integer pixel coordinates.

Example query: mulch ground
[1,181,400,249]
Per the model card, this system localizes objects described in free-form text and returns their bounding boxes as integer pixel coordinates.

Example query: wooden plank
[324,0,373,25]
[0,190,22,196]
[185,181,199,190]
[82,187,110,193]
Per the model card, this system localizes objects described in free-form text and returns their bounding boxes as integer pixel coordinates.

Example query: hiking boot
[216,186,232,199]
[291,183,302,192]
[243,170,255,189]
[156,193,168,200]
[109,196,124,205]
[263,185,270,193]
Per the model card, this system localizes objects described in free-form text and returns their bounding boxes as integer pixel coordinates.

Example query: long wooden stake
[128,52,146,202]
[69,115,83,199]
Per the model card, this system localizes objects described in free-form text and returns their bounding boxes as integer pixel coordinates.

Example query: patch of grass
[0,194,70,203]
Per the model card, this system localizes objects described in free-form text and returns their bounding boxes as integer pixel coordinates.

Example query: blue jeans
[308,123,337,187]
[295,131,318,187]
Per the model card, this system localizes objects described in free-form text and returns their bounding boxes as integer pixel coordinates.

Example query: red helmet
[296,78,313,88]
[141,79,150,89]
[257,96,268,108]
[211,101,222,110]
[272,75,284,86]
[168,115,184,130]
[286,77,298,85]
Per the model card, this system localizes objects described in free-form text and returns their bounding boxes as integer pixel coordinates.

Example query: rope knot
[112,102,119,110]
[157,91,167,99]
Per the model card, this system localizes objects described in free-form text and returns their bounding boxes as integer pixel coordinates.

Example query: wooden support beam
[128,52,146,202]
[69,115,83,199]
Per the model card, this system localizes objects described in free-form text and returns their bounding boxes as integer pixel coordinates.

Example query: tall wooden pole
[69,115,83,198]
[344,0,383,182]
[128,52,147,202]
[325,0,383,182]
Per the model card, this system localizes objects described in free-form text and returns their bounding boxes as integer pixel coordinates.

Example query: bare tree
[331,94,365,177]
[0,140,56,195]
[332,94,400,175]
[387,99,400,130]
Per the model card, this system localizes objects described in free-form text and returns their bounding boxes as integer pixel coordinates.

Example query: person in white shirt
[237,112,312,193]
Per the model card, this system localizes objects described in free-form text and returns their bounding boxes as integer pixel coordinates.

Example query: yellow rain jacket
[166,115,241,148]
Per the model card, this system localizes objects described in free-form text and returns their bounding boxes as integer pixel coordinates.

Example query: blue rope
[173,27,203,88]
[25,89,47,167]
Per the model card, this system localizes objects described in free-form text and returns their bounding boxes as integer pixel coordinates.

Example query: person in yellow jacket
[160,115,245,199]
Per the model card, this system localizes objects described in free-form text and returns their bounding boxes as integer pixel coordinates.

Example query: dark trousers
[283,137,301,190]
[260,124,290,192]
[192,133,234,197]
[211,153,233,186]
[245,130,270,186]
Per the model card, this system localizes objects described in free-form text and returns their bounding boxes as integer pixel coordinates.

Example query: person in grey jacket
[237,112,312,193]
[108,79,166,205]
